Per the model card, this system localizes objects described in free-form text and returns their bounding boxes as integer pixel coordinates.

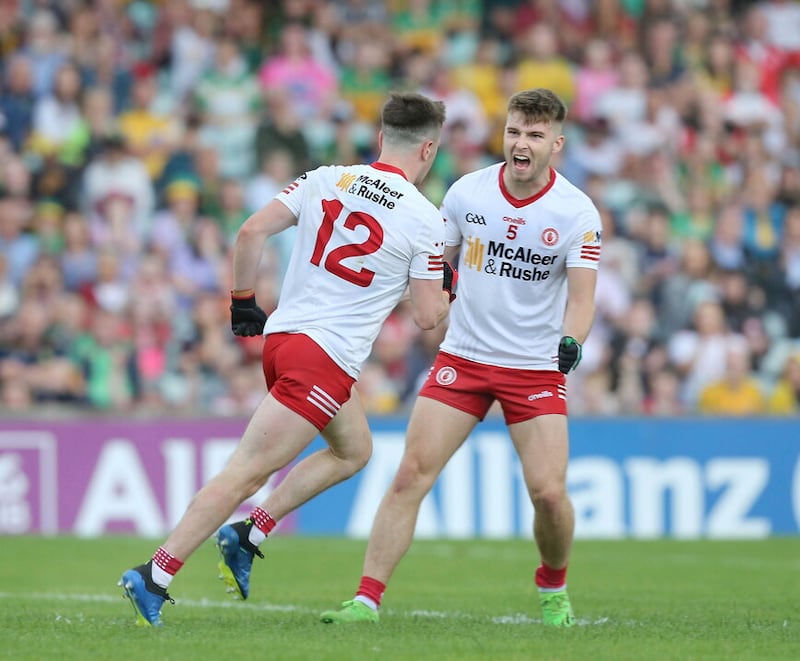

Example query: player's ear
[377,130,384,150]
[552,133,565,155]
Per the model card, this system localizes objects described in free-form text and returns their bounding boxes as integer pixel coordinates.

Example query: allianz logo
[465,212,487,225]
[528,390,554,400]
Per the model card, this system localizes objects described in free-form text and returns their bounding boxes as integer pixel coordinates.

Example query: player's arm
[408,275,452,330]
[229,199,296,336]
[443,244,460,265]
[557,266,597,373]
[232,198,296,292]
[562,266,596,344]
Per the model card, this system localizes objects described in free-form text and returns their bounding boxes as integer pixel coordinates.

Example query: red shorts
[262,333,355,430]
[418,352,567,424]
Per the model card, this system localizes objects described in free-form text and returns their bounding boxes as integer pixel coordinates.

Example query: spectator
[768,351,800,414]
[338,37,392,125]
[21,9,67,99]
[642,364,686,417]
[258,21,338,122]
[149,176,202,259]
[640,16,686,88]
[634,202,680,306]
[29,60,83,156]
[573,37,620,123]
[514,21,576,107]
[29,199,64,254]
[693,30,737,100]
[735,5,787,105]
[210,178,249,248]
[595,50,649,137]
[60,211,97,292]
[58,85,118,172]
[69,306,138,410]
[117,63,183,181]
[0,53,36,152]
[85,248,131,314]
[245,148,295,214]
[390,0,444,58]
[167,4,216,105]
[419,62,490,152]
[562,116,625,188]
[168,216,227,312]
[0,292,84,405]
[709,199,747,271]
[127,251,174,409]
[0,195,38,287]
[81,133,154,243]
[0,253,19,318]
[193,35,261,179]
[254,88,312,174]
[697,342,767,415]
[30,147,81,211]
[78,32,132,114]
[668,298,749,407]
[740,167,785,289]
[658,239,718,338]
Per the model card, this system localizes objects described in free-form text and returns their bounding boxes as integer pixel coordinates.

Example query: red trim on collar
[371,161,408,180]
[499,165,556,208]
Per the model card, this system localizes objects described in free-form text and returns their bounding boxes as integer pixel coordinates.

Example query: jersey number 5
[310,198,384,287]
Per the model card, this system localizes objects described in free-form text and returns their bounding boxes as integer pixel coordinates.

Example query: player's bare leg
[120,393,320,621]
[217,387,372,599]
[321,397,478,623]
[510,413,576,626]
[165,393,321,560]
[258,386,373,521]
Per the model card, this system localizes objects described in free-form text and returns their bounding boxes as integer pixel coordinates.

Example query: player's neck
[502,165,553,201]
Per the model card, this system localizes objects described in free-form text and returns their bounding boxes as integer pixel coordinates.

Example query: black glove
[558,336,582,374]
[443,261,458,303]
[230,293,268,337]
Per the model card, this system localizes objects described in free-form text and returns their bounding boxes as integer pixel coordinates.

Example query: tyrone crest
[435,366,457,386]
[541,227,559,246]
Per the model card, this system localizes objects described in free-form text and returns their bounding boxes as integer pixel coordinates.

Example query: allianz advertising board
[0,418,798,538]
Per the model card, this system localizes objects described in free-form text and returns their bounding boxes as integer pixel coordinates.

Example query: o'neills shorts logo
[435,366,457,386]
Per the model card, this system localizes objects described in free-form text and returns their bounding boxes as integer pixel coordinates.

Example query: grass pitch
[0,536,797,660]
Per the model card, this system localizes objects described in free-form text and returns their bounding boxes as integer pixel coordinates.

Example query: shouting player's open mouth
[512,154,531,172]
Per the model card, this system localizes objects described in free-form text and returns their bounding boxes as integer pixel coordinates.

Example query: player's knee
[530,482,569,514]
[392,457,435,495]
[330,437,372,475]
[349,442,372,472]
[208,469,267,503]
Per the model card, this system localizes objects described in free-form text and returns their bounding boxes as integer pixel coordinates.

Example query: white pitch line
[0,591,606,626]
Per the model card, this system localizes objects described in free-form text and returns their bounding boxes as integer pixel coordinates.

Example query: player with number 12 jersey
[267,162,446,379]
[441,162,602,371]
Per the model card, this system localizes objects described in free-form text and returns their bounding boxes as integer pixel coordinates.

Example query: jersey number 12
[310,198,384,287]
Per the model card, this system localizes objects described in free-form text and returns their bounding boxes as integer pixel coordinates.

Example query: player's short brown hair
[380,92,446,146]
[507,89,567,125]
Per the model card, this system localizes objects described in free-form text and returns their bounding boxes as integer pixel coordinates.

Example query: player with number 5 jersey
[322,88,601,629]
[440,155,602,370]
[118,92,455,627]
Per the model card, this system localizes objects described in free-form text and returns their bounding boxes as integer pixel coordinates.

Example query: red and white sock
[353,575,386,611]
[535,563,567,592]
[248,507,276,547]
[151,546,184,589]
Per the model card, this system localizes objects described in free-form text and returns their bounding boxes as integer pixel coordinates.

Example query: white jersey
[441,163,602,370]
[266,162,445,378]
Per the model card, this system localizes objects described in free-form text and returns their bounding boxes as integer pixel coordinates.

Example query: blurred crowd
[1,0,799,418]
